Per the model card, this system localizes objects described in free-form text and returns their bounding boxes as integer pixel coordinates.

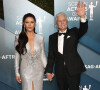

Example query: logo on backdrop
[37,16,46,34]
[89,1,98,21]
[16,16,22,25]
[85,64,100,69]
[15,16,22,35]
[15,30,21,35]
[79,85,91,90]
[66,1,98,21]
[0,55,15,60]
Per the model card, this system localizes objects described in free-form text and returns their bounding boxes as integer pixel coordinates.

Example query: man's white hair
[56,12,68,22]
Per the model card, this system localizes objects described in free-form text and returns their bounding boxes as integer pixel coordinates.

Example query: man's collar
[59,29,67,33]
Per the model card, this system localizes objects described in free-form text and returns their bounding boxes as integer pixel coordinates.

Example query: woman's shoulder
[35,34,44,40]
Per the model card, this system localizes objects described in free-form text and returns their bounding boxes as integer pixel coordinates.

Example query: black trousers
[56,67,81,90]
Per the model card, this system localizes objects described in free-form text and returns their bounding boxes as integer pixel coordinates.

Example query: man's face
[56,14,68,32]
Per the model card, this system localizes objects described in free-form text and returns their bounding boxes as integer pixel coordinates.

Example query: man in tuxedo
[45,0,88,90]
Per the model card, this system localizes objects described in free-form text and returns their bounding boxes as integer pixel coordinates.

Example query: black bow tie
[58,33,66,36]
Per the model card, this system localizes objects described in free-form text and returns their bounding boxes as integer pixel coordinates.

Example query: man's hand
[46,73,54,81]
[76,0,86,18]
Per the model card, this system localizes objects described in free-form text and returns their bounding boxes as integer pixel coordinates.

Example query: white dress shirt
[58,30,67,54]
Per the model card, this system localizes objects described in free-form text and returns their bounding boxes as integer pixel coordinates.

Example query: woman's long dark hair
[16,13,36,55]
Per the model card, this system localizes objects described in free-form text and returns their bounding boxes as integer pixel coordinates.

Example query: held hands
[16,75,21,83]
[76,0,86,18]
[46,73,54,81]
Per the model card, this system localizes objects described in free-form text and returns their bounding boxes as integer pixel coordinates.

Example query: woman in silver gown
[14,13,47,90]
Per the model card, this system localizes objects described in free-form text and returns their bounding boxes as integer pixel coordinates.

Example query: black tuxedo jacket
[45,20,88,77]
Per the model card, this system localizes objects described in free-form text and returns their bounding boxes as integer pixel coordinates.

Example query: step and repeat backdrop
[0,0,100,90]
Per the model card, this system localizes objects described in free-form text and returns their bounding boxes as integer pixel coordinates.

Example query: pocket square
[67,35,71,39]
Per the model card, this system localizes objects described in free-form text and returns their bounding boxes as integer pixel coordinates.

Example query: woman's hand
[16,75,21,83]
[46,73,54,81]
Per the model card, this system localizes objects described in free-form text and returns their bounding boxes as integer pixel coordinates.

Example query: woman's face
[24,17,36,32]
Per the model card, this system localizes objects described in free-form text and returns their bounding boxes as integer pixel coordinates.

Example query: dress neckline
[28,34,36,57]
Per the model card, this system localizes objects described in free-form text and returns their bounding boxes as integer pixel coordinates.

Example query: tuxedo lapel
[63,28,70,54]
[64,28,70,44]
[64,28,70,39]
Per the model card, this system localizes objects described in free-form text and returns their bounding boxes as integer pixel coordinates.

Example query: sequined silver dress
[14,34,47,90]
